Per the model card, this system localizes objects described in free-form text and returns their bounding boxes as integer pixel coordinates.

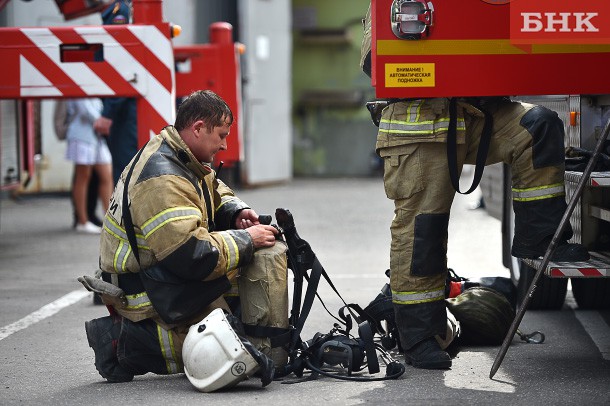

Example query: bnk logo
[521,12,599,33]
[510,0,610,44]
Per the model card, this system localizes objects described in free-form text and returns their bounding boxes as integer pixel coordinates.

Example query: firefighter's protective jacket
[99,126,253,323]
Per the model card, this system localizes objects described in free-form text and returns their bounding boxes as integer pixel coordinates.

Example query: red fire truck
[0,0,243,191]
[370,0,610,309]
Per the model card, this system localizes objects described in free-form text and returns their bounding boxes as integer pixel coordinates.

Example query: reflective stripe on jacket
[376,99,467,152]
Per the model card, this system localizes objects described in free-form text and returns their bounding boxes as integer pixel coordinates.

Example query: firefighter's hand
[246,225,278,248]
[94,117,113,136]
[235,209,260,229]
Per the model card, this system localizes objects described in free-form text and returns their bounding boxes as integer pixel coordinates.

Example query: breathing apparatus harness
[247,208,405,383]
[237,209,543,382]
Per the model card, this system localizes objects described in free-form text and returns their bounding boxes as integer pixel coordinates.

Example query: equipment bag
[361,268,543,350]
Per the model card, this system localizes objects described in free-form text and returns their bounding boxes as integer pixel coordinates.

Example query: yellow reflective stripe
[224,280,239,297]
[377,39,610,56]
[141,207,202,238]
[407,100,421,122]
[113,241,131,273]
[392,287,445,305]
[379,117,465,135]
[218,231,240,272]
[124,291,151,310]
[378,39,526,56]
[157,325,181,374]
[104,215,147,248]
[104,215,148,274]
[217,195,238,211]
[512,183,565,202]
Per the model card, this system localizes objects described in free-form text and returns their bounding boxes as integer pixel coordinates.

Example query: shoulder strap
[122,146,147,264]
[447,97,493,194]
[200,179,215,232]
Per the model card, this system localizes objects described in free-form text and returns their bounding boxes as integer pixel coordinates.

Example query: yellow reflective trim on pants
[224,280,239,297]
[512,183,565,202]
[141,207,202,238]
[124,291,151,310]
[157,325,181,374]
[392,287,445,305]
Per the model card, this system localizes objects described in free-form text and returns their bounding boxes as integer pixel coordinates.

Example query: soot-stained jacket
[99,126,252,323]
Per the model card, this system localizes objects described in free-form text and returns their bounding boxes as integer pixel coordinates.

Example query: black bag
[139,265,230,325]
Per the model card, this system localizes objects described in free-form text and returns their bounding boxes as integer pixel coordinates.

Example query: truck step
[565,171,610,187]
[522,251,610,278]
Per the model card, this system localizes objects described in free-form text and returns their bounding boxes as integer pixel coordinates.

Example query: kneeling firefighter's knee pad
[412,213,449,277]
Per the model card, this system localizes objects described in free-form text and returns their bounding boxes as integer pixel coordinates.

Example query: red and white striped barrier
[0,24,175,144]
[523,252,610,278]
[549,267,609,278]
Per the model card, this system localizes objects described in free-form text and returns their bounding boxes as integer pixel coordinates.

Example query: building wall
[291,0,377,176]
[238,0,292,185]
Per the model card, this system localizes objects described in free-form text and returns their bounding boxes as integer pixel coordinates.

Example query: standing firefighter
[81,90,285,390]
[361,4,589,369]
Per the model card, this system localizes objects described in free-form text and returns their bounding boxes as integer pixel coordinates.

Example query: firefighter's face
[192,119,230,163]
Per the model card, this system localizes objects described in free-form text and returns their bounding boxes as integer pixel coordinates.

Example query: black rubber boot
[242,339,275,387]
[404,337,452,370]
[85,316,134,383]
[226,313,275,387]
[512,237,590,262]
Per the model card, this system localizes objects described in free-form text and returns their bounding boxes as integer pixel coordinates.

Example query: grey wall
[238,0,292,185]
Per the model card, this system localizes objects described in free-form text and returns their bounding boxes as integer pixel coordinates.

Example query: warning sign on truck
[385,63,435,87]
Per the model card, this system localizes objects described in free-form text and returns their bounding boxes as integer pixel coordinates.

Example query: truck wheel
[571,278,610,309]
[515,261,567,310]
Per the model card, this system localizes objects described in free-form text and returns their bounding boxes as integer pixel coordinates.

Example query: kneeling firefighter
[79,90,289,391]
[360,3,588,369]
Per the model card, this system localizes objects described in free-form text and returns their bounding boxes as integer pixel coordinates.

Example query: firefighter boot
[85,316,134,383]
[404,337,452,370]
[225,313,275,386]
[512,236,590,262]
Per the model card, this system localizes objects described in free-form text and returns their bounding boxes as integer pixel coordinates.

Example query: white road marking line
[0,290,89,341]
[574,310,610,360]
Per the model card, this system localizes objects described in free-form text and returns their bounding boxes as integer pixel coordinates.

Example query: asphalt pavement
[1,176,609,405]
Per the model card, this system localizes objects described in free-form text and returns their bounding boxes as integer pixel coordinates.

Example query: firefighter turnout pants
[377,98,570,349]
[101,245,288,377]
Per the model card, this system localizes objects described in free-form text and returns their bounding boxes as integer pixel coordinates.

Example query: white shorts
[66,138,112,166]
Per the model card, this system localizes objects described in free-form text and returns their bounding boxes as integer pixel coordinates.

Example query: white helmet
[183,308,260,392]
